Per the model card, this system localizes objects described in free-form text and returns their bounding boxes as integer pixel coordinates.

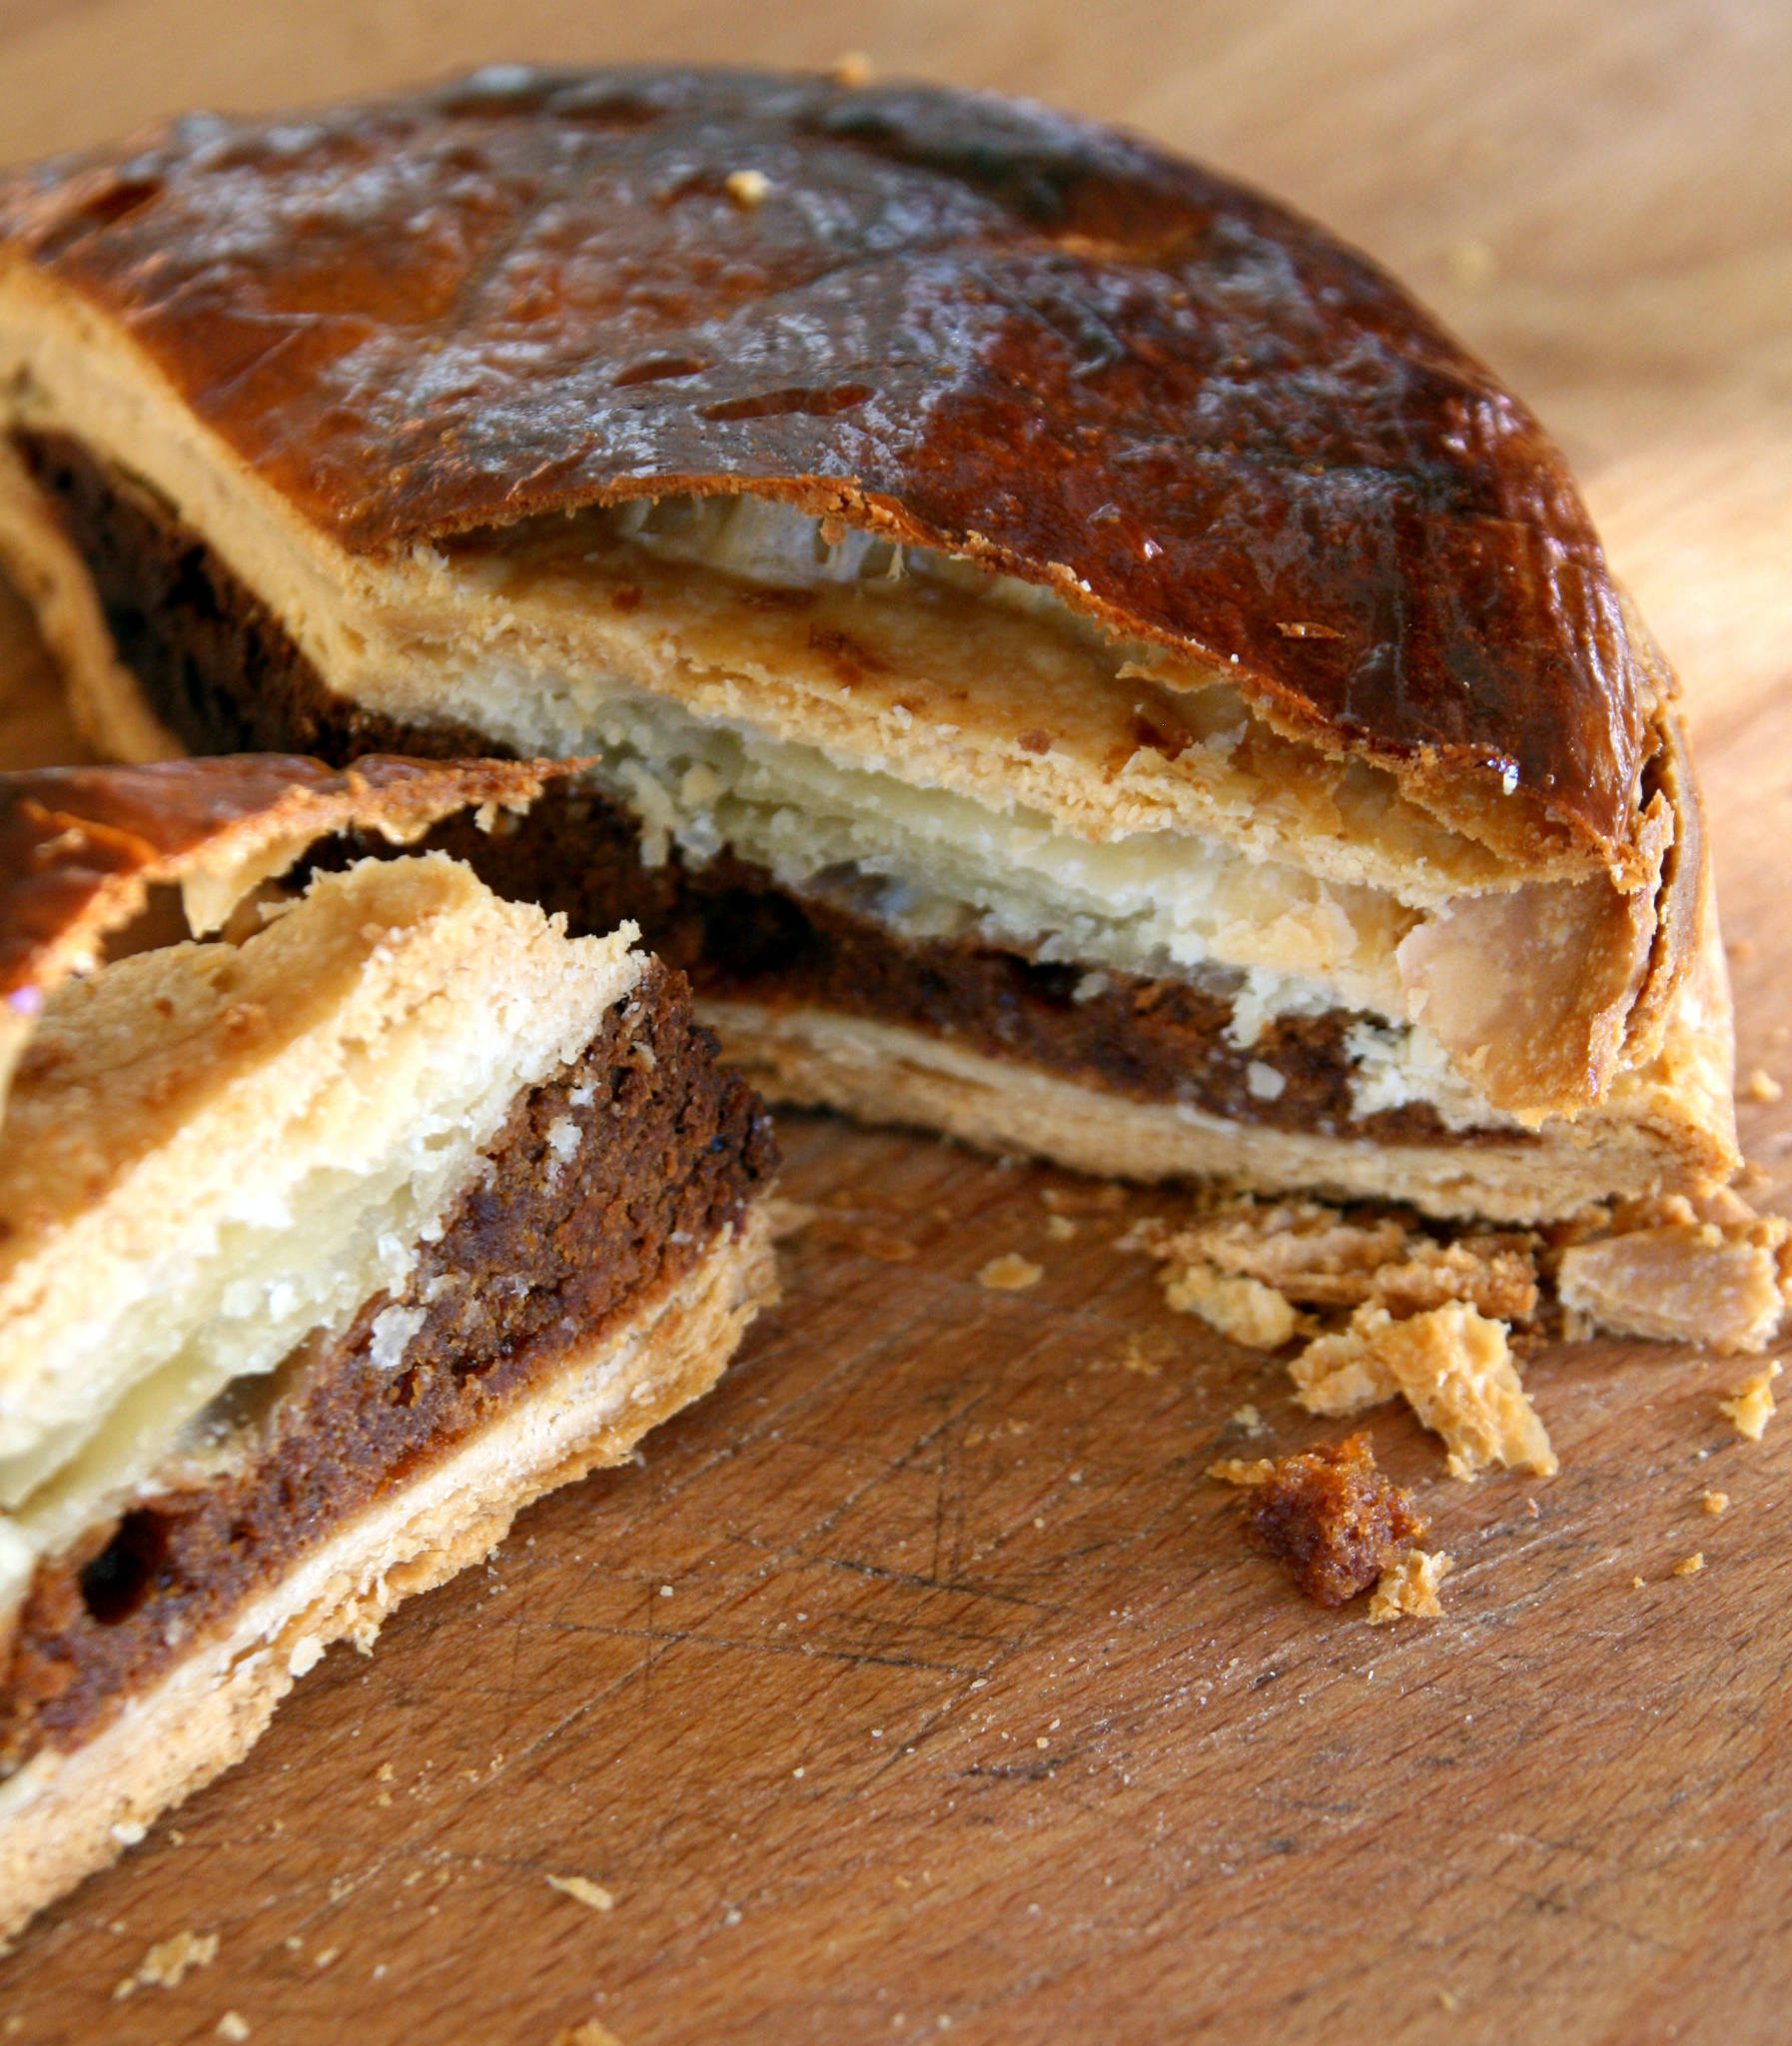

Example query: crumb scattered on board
[1142,1193,1792,1486]
[546,1874,614,1912]
[1151,1200,1537,1332]
[1673,1552,1706,1578]
[1721,1362,1781,1440]
[113,1929,219,1998]
[216,2015,250,2043]
[1208,1458,1275,1487]
[1240,1435,1425,1606]
[1558,1197,1790,1354]
[978,1253,1042,1292]
[1142,1199,1555,1476]
[1703,1490,1731,1516]
[1165,1262,1300,1348]
[1113,1332,1169,1377]
[1745,1068,1784,1103]
[1291,1302,1555,1480]
[724,168,771,208]
[551,2021,625,2046]
[1231,1403,1267,1434]
[852,1228,919,1264]
[1368,1548,1454,1623]
[1045,1213,1079,1241]
[1041,1183,1124,1216]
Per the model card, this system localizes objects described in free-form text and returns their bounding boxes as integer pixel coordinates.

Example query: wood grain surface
[3,5,1791,2041]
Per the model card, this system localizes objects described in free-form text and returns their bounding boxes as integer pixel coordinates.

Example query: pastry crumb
[1208,1457,1276,1487]
[114,1929,219,1998]
[1151,1200,1536,1322]
[1746,1068,1784,1103]
[1558,1203,1788,1354]
[832,50,874,87]
[1112,1214,1168,1252]
[1720,1361,1782,1441]
[1702,1490,1731,1517]
[1291,1302,1554,1480]
[1367,1547,1453,1622]
[1042,1184,1125,1217]
[546,1874,614,1912]
[724,168,771,209]
[853,1228,918,1264]
[1241,1435,1425,1605]
[1045,1213,1079,1242]
[551,2022,625,2046]
[1231,1402,1267,1434]
[1165,1260,1300,1348]
[1672,1552,1706,1578]
[978,1253,1042,1292]
[1631,1574,1647,1589]
[1115,1333,1168,1377]
[216,2015,250,2043]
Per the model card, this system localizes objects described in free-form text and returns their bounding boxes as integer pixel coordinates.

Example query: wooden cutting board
[3,5,1791,2040]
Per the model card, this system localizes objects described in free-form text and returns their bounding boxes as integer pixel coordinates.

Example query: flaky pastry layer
[0,1206,774,1940]
[0,851,638,1587]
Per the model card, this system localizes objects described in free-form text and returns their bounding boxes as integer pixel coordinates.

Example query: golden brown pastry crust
[0,66,1657,873]
[700,978,1736,1224]
[0,754,554,1016]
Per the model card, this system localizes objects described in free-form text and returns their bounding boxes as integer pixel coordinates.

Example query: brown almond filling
[0,957,775,1774]
[13,429,1524,1150]
[1245,1435,1425,1606]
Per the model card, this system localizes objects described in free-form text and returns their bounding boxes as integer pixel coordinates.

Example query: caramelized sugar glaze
[0,66,1653,867]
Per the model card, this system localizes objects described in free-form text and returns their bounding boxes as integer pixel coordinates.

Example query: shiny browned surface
[0,753,552,1002]
[0,67,1650,858]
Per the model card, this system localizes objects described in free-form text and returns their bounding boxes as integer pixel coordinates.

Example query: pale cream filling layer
[0,269,1642,1125]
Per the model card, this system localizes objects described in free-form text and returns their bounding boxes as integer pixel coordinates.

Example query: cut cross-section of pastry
[0,65,1736,1220]
[0,755,778,1937]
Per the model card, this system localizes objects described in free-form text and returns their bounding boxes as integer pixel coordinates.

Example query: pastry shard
[0,66,1737,1220]
[0,756,777,1935]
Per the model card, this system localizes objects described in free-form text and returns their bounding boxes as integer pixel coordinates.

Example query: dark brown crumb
[1244,1435,1425,1606]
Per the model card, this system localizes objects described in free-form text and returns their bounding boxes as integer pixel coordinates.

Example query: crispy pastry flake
[1557,1197,1789,1354]
[1290,1302,1556,1481]
[1155,1199,1538,1332]
[1367,1547,1454,1623]
[1164,1262,1302,1349]
[1719,1362,1781,1442]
